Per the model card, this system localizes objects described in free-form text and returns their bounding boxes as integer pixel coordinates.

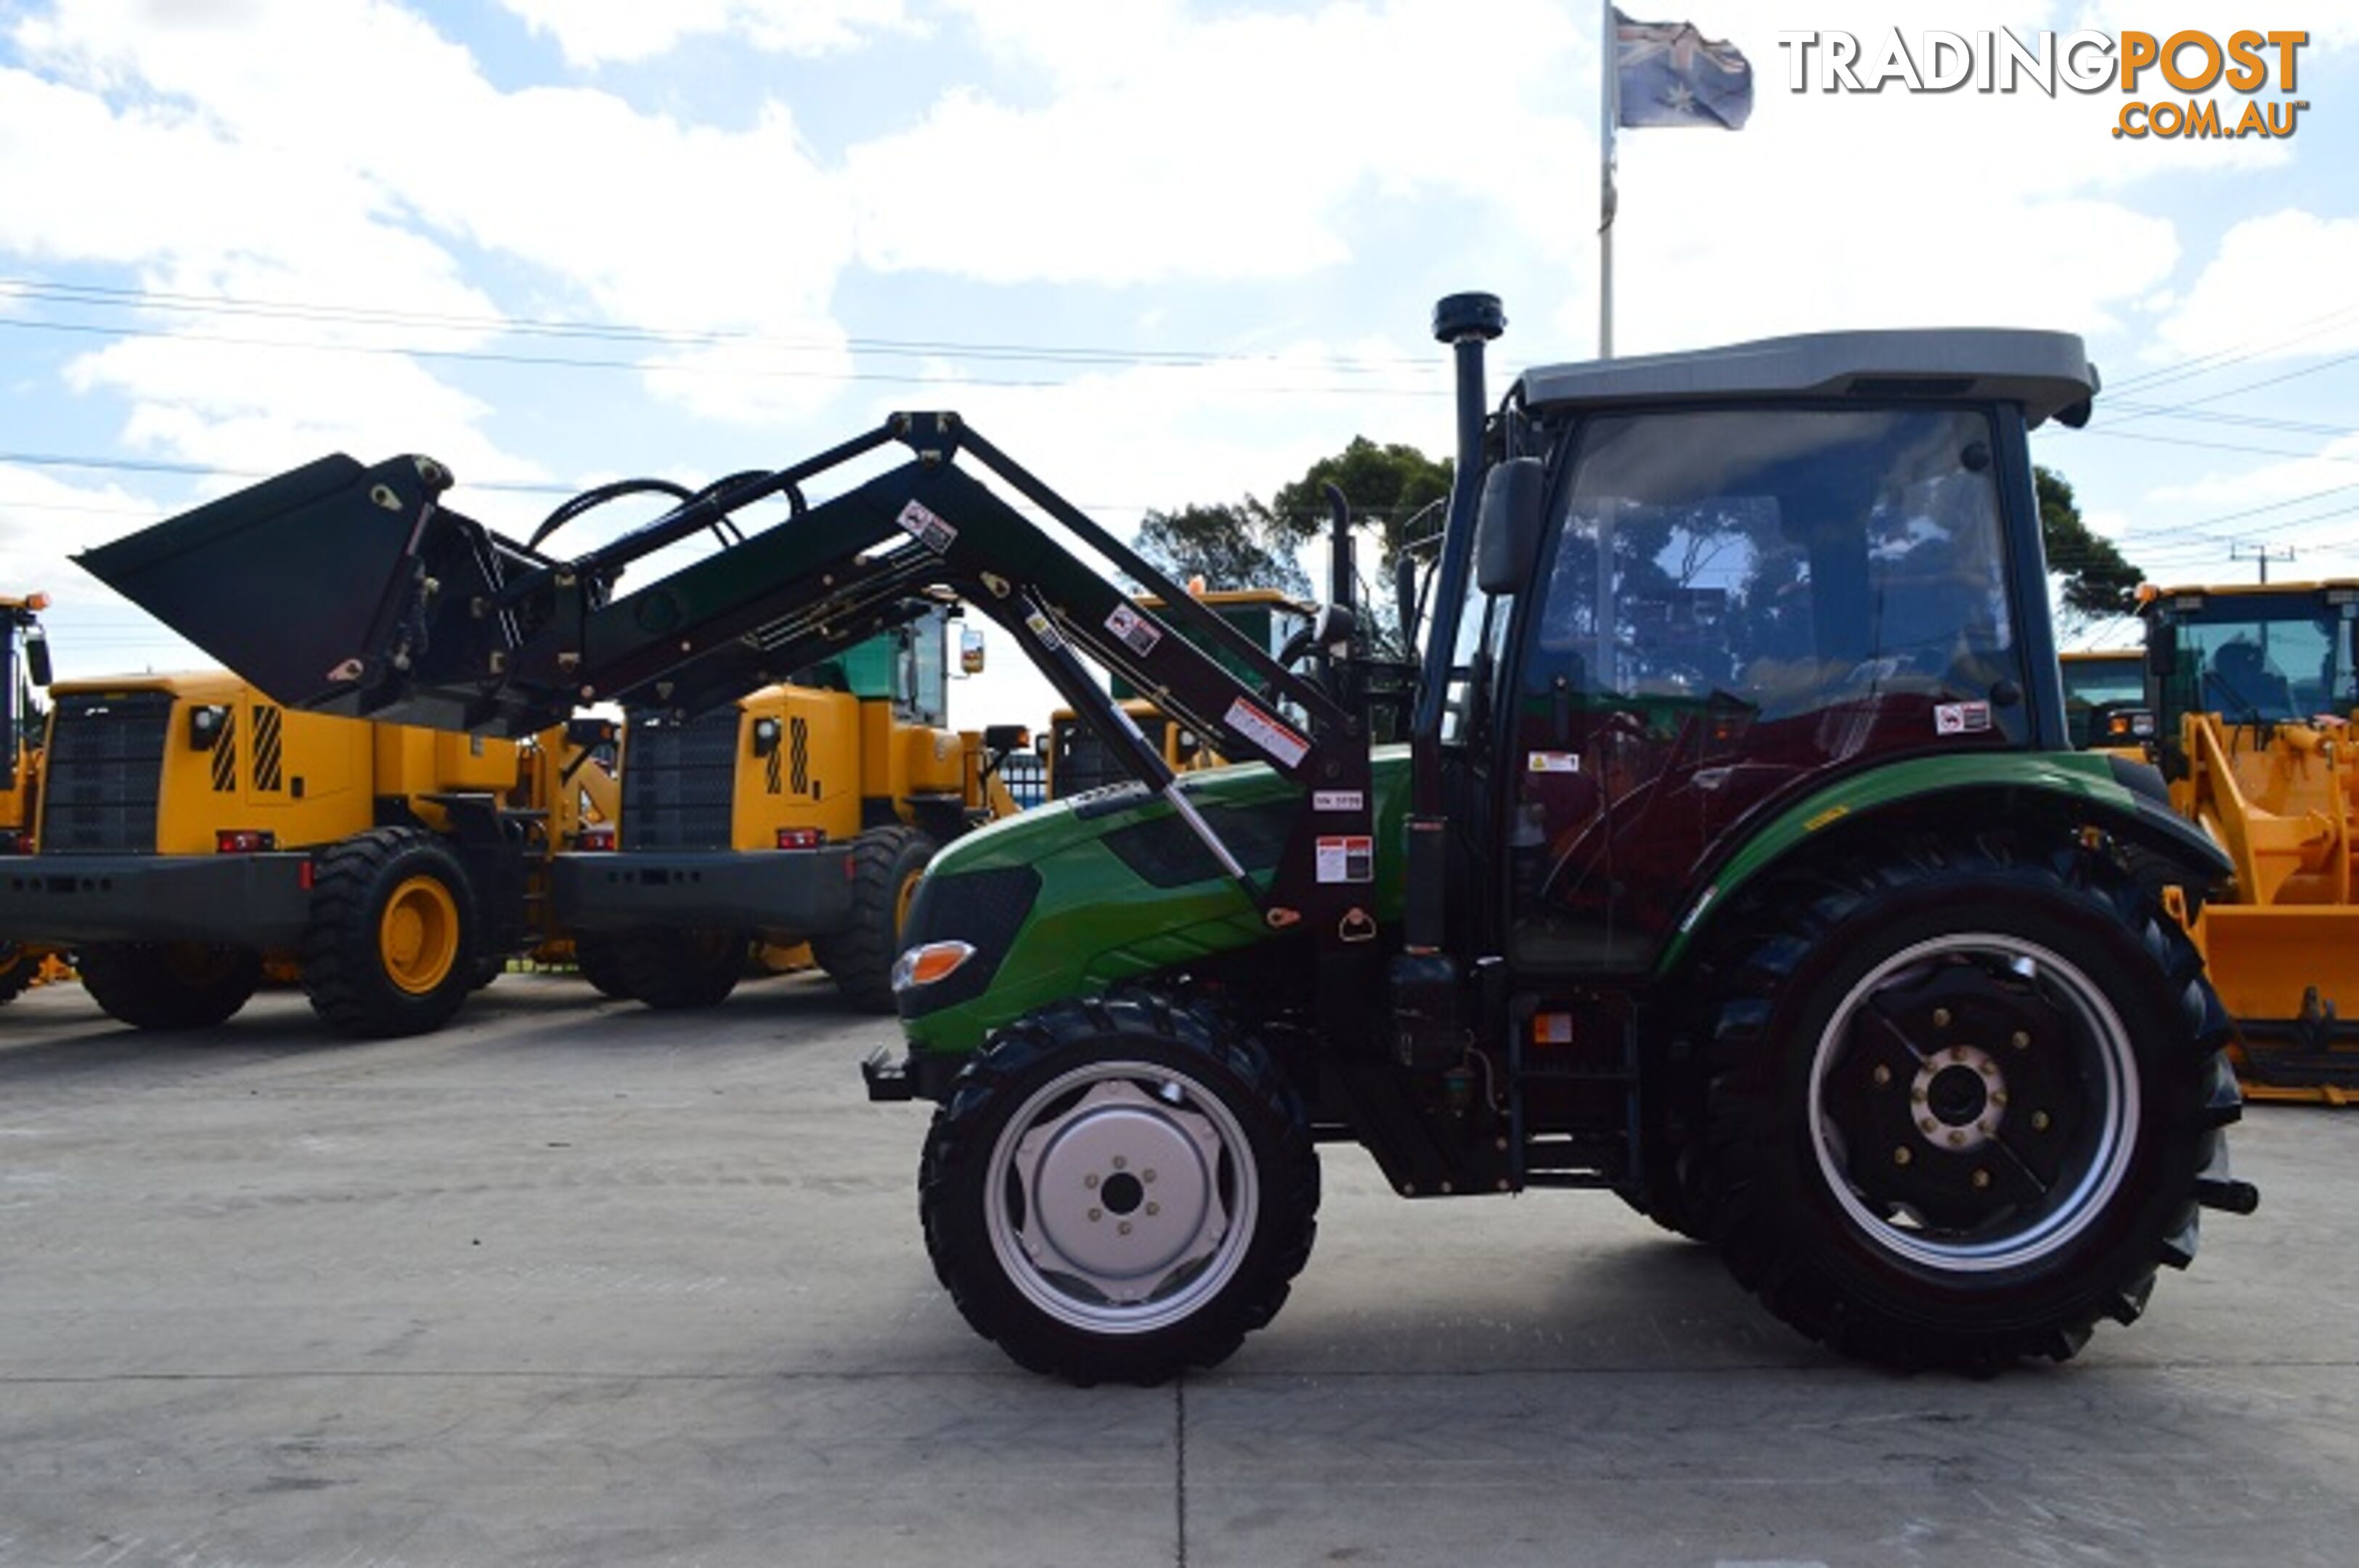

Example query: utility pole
[2231,542,2296,583]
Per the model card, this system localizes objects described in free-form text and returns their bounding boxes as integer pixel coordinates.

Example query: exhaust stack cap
[1433,293,1505,346]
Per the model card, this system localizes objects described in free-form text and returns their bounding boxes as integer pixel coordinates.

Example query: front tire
[301,828,478,1038]
[605,926,746,1010]
[77,942,261,1030]
[0,941,41,1005]
[1702,836,2241,1371]
[919,995,1320,1384]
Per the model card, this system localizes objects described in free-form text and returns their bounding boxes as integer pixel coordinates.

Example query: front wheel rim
[380,875,460,995]
[1808,933,2139,1273]
[983,1058,1258,1335]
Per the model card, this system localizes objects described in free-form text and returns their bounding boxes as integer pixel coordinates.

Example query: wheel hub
[1913,1045,2005,1152]
[1014,1082,1226,1302]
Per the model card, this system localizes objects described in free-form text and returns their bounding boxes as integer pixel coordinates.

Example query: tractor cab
[1423,334,2081,978]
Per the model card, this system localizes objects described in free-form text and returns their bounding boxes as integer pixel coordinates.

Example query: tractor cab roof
[1516,328,2097,429]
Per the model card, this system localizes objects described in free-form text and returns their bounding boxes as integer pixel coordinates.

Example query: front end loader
[78,295,2254,1382]
[2138,581,2359,1102]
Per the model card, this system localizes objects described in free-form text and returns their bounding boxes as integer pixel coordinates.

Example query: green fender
[1651,749,2230,976]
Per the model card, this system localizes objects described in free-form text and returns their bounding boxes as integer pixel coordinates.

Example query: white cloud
[496,0,916,68]
[2149,211,2359,363]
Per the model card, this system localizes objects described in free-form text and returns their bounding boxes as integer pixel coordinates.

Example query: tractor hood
[893,745,1411,1055]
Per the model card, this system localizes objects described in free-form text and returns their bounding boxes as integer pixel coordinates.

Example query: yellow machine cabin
[0,669,578,1037]
[2138,580,2359,1102]
[558,606,1027,1010]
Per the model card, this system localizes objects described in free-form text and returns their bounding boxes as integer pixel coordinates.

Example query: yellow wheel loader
[2139,580,2359,1102]
[0,666,608,1037]
[0,592,64,1003]
[558,605,1028,1011]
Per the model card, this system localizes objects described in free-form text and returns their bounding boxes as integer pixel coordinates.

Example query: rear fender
[1657,751,2230,976]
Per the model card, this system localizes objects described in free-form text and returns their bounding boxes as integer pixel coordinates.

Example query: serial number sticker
[1316,834,1374,884]
[1022,611,1064,652]
[1223,698,1309,769]
[1935,701,1992,736]
[1528,751,1581,773]
[1312,789,1364,813]
[895,499,958,555]
[1104,603,1163,656]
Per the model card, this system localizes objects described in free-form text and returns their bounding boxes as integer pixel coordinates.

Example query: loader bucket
[2194,903,2359,1104]
[77,454,567,737]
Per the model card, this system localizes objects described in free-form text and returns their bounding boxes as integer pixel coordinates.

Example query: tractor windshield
[1507,405,2026,968]
[2152,589,2359,730]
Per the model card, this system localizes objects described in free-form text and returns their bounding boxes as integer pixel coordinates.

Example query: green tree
[1268,436,1454,567]
[2038,465,2142,620]
[1132,500,1311,600]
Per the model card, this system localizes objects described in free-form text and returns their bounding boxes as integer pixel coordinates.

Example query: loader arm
[77,412,1380,952]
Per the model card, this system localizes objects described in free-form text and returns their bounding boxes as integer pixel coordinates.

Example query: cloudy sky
[2,0,2355,728]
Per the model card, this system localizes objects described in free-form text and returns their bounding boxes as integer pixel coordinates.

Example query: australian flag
[1614,10,1752,129]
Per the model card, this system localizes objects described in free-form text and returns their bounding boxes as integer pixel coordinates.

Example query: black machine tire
[571,931,635,1000]
[77,941,262,1031]
[1700,833,2241,1373]
[607,926,746,1010]
[918,993,1321,1385]
[0,941,41,1005]
[812,825,937,1013]
[301,828,479,1039]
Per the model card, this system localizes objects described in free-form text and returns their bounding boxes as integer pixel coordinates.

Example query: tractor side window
[1438,576,1508,750]
[1507,406,2024,969]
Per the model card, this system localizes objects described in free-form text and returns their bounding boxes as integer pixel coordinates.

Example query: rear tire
[1701,834,2240,1372]
[919,994,1320,1384]
[77,942,261,1031]
[813,825,936,1013]
[301,828,478,1039]
[607,926,746,1010]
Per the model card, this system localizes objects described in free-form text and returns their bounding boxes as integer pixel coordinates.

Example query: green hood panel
[903,746,1411,1054]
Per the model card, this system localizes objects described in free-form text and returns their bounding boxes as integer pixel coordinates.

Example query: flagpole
[1599,2,1617,360]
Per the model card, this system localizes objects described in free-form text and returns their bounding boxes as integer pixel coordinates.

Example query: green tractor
[81,294,2253,1385]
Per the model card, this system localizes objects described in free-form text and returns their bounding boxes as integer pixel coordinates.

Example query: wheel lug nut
[1971,1169,1992,1190]
[1111,1156,1128,1170]
[1991,1091,2008,1108]
[1088,1207,1103,1222]
[1934,1008,1952,1028]
[1979,1061,1995,1077]
[1144,1170,1156,1183]
[1873,1064,1892,1087]
[1084,1174,1099,1189]
[1145,1202,1160,1217]
[1947,1130,1965,1147]
[1919,1117,1937,1132]
[2011,1031,2030,1050]
[1894,1147,1913,1166]
[1117,1221,1133,1236]
[2032,1110,2051,1132]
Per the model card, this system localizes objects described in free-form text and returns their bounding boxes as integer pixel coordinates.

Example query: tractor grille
[622,707,740,851]
[42,690,173,853]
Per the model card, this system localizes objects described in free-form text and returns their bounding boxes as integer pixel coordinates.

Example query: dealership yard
[1,972,2354,1567]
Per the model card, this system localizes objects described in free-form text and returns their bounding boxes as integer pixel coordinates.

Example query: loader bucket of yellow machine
[2194,902,2359,1104]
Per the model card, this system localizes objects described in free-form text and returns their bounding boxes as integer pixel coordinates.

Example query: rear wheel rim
[984,1058,1258,1335]
[379,875,460,995]
[1808,932,2139,1273]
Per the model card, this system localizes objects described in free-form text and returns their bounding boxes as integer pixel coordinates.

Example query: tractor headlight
[891,939,975,994]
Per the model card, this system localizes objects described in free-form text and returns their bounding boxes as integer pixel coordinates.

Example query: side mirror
[23,627,50,689]
[1474,459,1547,596]
[2145,629,2177,680]
[960,627,986,675]
[751,716,782,757]
[982,723,1029,754]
